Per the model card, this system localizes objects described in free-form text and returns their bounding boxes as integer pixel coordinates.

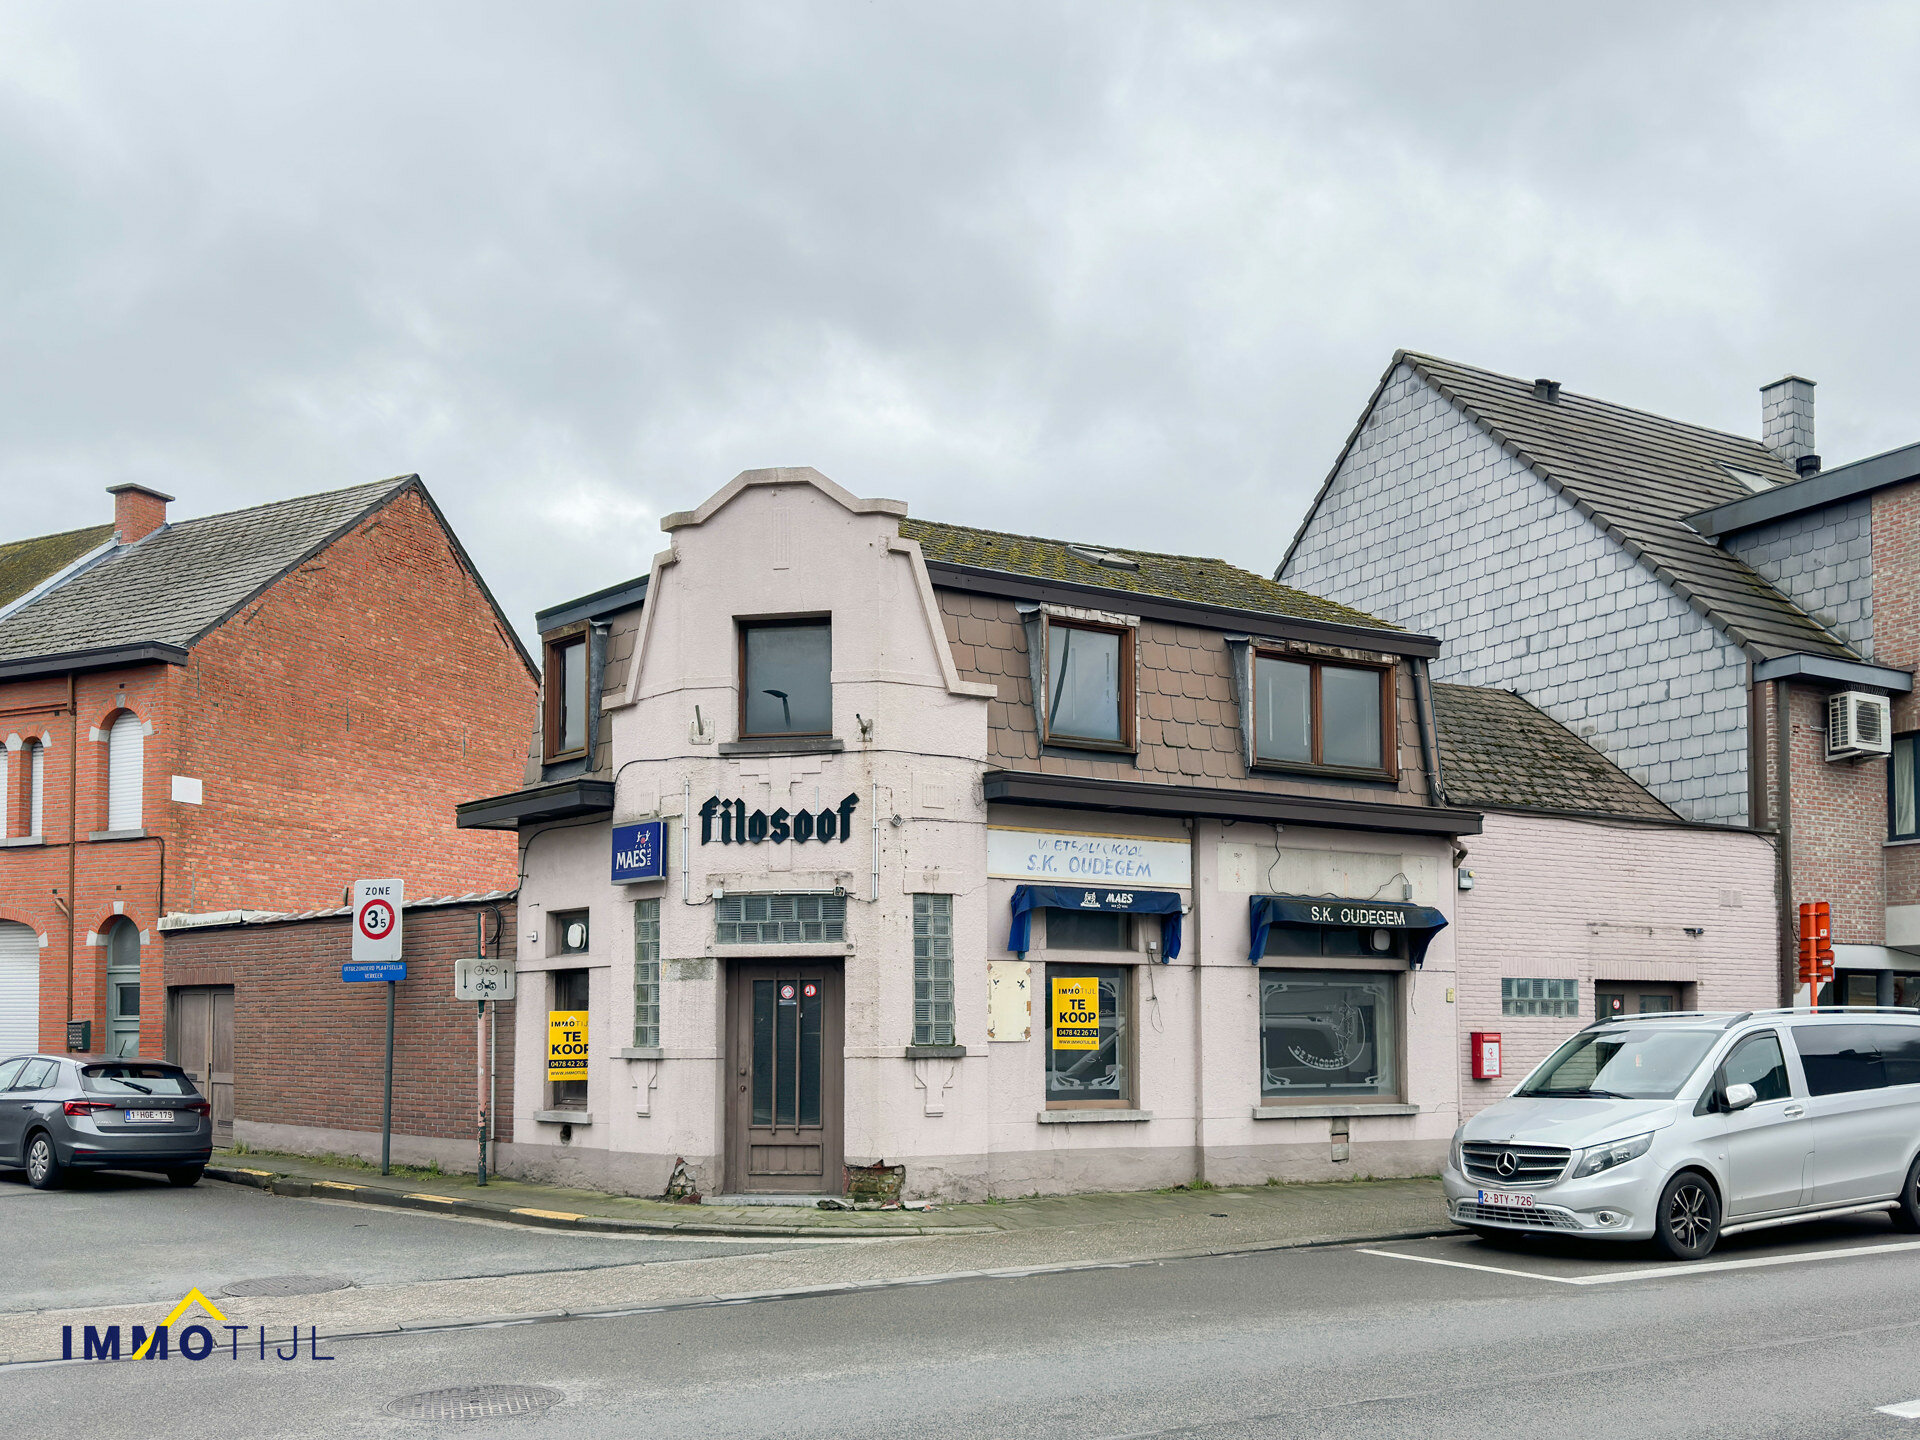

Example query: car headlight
[1571,1132,1653,1179]
[1449,1129,1464,1174]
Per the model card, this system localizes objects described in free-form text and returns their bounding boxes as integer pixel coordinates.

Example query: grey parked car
[0,1054,213,1190]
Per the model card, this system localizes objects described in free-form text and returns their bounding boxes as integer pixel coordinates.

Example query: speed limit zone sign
[352,878,404,964]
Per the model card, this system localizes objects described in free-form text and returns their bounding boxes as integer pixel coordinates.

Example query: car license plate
[1478,1190,1534,1208]
[124,1109,170,1123]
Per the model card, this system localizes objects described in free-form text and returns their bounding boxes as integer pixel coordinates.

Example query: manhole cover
[220,1275,353,1297]
[383,1385,565,1422]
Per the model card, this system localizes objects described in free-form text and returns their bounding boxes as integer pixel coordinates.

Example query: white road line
[1878,1398,1920,1419]
[1354,1249,1580,1284]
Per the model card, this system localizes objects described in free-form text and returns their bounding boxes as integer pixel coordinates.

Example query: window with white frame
[913,895,954,1046]
[107,713,144,831]
[632,899,660,1049]
[1501,977,1580,1018]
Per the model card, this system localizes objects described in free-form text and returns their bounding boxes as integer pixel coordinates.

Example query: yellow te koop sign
[548,1011,588,1081]
[1051,977,1100,1050]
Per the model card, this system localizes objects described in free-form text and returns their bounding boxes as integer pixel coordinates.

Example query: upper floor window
[1044,618,1133,750]
[28,740,45,838]
[107,713,144,831]
[1892,734,1920,840]
[740,620,831,738]
[1253,653,1390,773]
[543,634,589,761]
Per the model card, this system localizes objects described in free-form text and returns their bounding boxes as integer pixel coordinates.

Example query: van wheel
[1892,1155,1920,1232]
[1654,1172,1719,1260]
[25,1133,63,1191]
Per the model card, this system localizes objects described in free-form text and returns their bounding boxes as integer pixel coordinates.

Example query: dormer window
[740,620,832,738]
[1043,618,1134,751]
[543,633,588,761]
[1253,652,1392,775]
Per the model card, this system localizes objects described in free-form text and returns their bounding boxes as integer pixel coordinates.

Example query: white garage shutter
[0,922,38,1057]
[108,715,144,831]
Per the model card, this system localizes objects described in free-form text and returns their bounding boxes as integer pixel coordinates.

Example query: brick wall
[1723,497,1873,659]
[934,589,1434,806]
[1281,363,1755,824]
[161,899,516,1148]
[1455,811,1777,1117]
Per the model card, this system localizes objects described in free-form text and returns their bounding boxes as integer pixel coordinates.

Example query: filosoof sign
[352,878,404,964]
[1051,977,1100,1051]
[548,1011,588,1081]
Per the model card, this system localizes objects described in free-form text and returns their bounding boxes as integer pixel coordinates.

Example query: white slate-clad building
[459,467,1482,1201]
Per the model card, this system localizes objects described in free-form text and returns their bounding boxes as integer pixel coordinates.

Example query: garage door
[0,921,40,1056]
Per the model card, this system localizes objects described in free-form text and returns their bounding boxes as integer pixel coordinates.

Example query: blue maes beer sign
[611,820,667,884]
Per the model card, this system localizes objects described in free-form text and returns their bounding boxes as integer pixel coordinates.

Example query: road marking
[1878,1398,1920,1419]
[1362,1236,1920,1286]
[1356,1249,1580,1284]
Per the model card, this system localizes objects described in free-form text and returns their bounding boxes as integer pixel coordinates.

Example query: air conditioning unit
[1827,691,1892,761]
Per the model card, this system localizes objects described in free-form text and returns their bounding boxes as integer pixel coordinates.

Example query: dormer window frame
[1040,615,1137,755]
[1247,647,1398,782]
[542,622,591,764]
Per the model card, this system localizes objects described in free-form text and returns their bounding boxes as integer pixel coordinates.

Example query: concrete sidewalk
[208,1147,1445,1243]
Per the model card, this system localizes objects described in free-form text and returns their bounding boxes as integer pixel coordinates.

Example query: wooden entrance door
[168,987,234,1147]
[726,963,843,1194]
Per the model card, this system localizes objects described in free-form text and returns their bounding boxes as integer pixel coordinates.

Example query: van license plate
[1478,1190,1534,1208]
[124,1110,170,1123]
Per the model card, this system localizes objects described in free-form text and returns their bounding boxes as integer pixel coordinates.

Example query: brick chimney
[1760,375,1818,473]
[106,483,173,544]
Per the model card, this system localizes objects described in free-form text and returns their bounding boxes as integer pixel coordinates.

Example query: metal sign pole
[477,997,489,1185]
[381,979,396,1176]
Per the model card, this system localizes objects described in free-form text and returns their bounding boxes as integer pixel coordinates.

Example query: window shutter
[0,749,7,839]
[108,715,144,831]
[0,921,38,1055]
[29,744,44,837]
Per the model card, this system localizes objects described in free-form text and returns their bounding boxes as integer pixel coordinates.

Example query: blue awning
[1248,895,1448,967]
[1008,885,1183,961]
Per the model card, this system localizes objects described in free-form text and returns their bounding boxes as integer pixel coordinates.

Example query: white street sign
[352,878,404,965]
[454,958,516,1002]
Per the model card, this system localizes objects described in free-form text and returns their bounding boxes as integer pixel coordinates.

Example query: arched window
[104,918,142,1058]
[27,741,44,839]
[107,713,144,831]
[0,747,9,840]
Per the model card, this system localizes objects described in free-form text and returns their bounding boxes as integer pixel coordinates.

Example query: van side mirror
[1723,1082,1757,1113]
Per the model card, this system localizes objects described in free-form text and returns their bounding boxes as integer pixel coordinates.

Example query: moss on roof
[900,517,1397,630]
[1432,683,1675,820]
[0,523,114,609]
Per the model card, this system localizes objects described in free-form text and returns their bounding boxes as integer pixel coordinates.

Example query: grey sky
[4,3,1916,639]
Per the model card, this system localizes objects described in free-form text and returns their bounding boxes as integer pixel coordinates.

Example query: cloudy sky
[4,3,1917,640]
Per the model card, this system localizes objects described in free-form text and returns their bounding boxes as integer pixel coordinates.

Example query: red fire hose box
[1470,1031,1502,1080]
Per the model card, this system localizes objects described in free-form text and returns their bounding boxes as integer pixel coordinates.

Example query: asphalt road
[0,1168,833,1312]
[14,1206,1920,1438]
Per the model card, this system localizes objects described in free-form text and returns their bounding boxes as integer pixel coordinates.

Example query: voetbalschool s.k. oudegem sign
[987,827,1191,887]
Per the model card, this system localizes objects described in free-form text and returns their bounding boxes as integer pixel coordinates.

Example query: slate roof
[1431,682,1675,820]
[1305,350,1858,662]
[0,523,114,610]
[0,477,414,663]
[901,517,1397,631]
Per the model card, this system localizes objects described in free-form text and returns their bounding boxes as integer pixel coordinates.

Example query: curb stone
[204,1164,994,1239]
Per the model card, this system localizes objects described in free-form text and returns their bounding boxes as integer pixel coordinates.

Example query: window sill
[718,737,845,757]
[615,1047,663,1060]
[0,836,44,848]
[1251,1103,1418,1119]
[1036,1108,1152,1124]
[542,748,590,767]
[1041,742,1137,763]
[1885,838,1920,849]
[1249,761,1397,785]
[533,1109,592,1125]
[905,1044,967,1059]
[88,829,148,842]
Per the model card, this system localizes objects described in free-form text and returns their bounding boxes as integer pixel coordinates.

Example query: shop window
[550,968,590,1110]
[543,633,589,761]
[1253,654,1390,773]
[1043,619,1133,749]
[1260,924,1405,959]
[553,910,590,954]
[715,893,846,945]
[1046,908,1133,951]
[740,620,832,738]
[1260,970,1398,1100]
[1893,734,1920,840]
[632,899,660,1049]
[913,895,955,1046]
[1501,978,1580,1018]
[1045,963,1130,1107]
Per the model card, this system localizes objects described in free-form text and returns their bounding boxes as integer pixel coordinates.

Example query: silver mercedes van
[1443,1008,1920,1259]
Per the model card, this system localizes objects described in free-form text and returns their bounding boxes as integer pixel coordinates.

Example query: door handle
[1784,1105,1805,1118]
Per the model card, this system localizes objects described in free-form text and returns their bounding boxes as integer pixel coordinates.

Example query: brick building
[0,477,537,1087]
[1281,352,1914,1003]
